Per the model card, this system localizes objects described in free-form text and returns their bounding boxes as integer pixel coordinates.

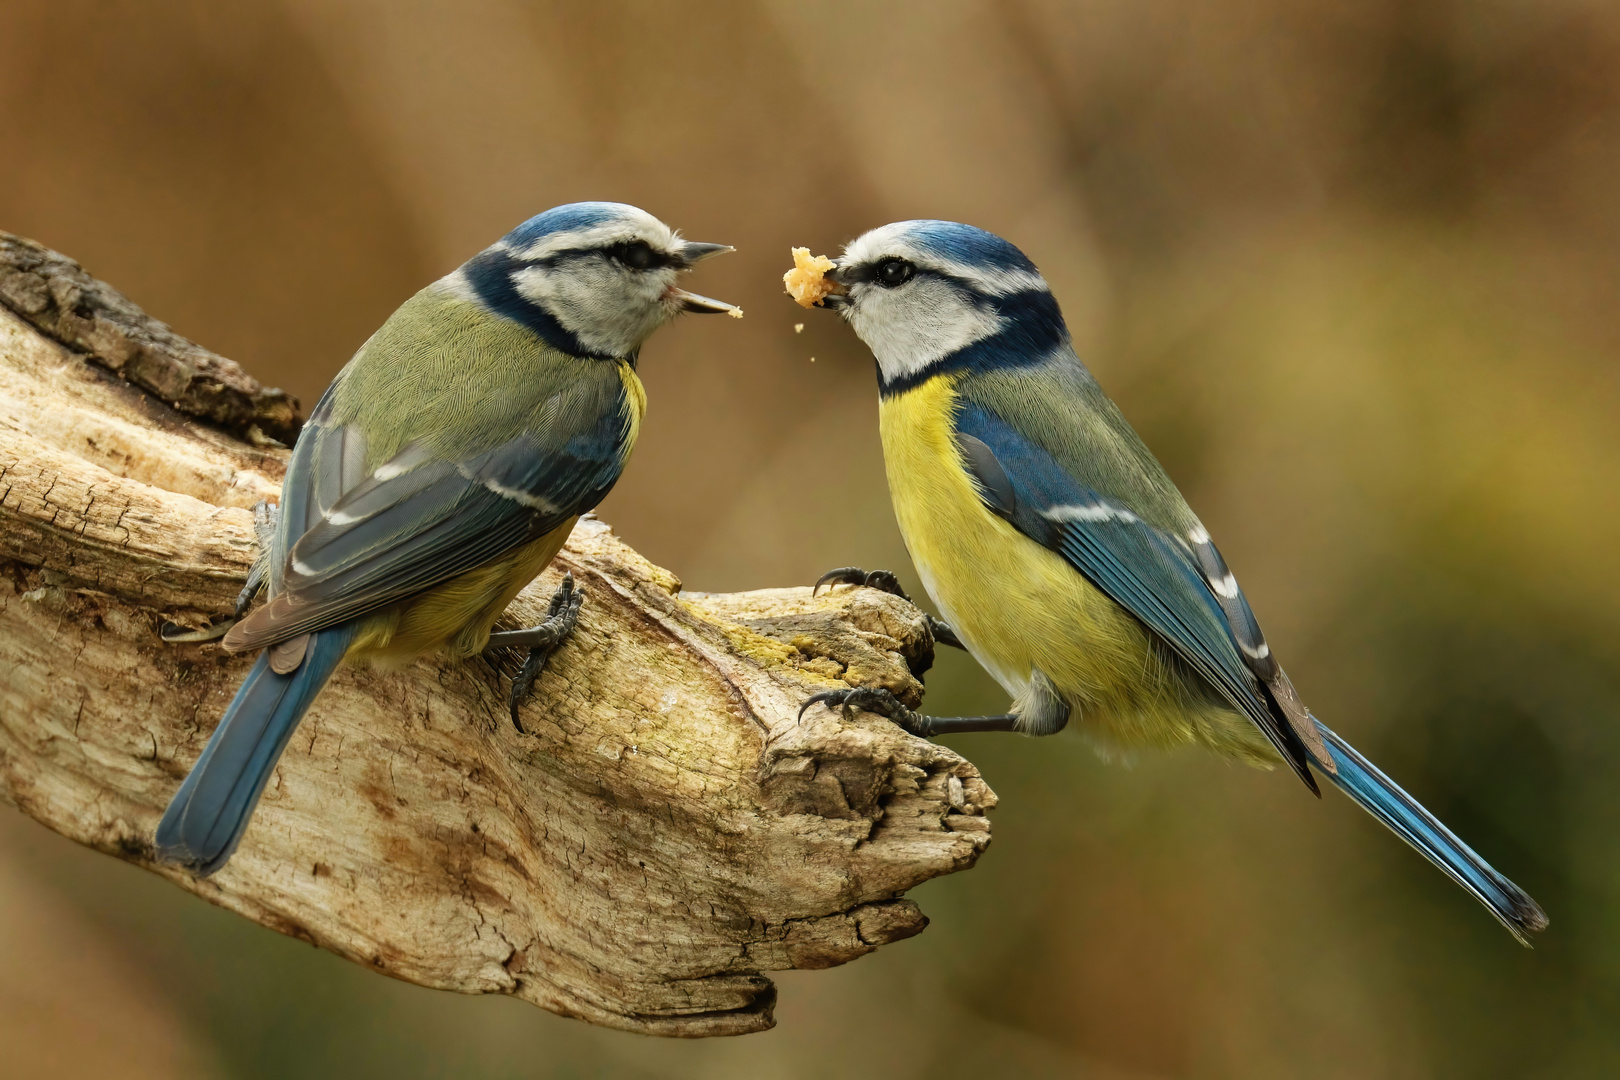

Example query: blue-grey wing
[952,399,1318,789]
[226,382,627,650]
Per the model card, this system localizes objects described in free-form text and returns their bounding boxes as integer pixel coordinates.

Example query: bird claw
[798,685,926,736]
[498,573,584,732]
[812,566,913,603]
[925,614,965,651]
[160,501,279,644]
[812,566,966,652]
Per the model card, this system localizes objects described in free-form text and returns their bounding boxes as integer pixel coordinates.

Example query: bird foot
[799,686,927,736]
[161,500,279,643]
[486,573,584,732]
[811,566,965,650]
[813,566,913,602]
[799,685,1021,739]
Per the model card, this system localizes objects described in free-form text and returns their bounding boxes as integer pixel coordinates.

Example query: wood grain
[0,233,994,1037]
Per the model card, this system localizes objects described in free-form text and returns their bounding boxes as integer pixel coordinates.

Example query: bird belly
[879,380,1259,758]
[347,517,578,665]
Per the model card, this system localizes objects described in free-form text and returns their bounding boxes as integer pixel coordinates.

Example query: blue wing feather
[952,399,1316,785]
[950,395,1548,937]
[227,376,630,650]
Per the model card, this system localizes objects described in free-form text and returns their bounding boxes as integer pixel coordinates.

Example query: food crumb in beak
[728,308,745,319]
[783,248,840,307]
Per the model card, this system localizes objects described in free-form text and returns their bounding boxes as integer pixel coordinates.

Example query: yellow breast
[347,359,642,667]
[879,376,1273,762]
[617,358,647,454]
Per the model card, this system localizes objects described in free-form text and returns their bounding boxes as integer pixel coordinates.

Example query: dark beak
[819,264,850,309]
[680,241,734,265]
[671,289,742,315]
[669,241,741,315]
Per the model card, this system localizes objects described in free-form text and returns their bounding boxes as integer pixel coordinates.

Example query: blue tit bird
[155,201,738,876]
[798,219,1547,944]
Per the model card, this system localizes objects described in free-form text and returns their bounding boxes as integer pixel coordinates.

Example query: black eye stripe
[602,240,670,270]
[843,257,921,287]
[534,242,677,271]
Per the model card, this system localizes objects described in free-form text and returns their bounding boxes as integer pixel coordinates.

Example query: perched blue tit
[155,202,738,875]
[799,220,1547,943]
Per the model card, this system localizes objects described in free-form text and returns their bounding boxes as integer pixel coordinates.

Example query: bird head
[825,220,1068,392]
[457,202,737,360]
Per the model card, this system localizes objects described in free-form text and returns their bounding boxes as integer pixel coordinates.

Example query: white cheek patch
[849,277,1003,384]
[512,262,675,357]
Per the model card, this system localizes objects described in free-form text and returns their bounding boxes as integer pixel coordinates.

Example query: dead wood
[0,232,994,1037]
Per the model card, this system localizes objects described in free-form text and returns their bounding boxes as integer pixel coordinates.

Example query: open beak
[669,240,741,315]
[671,289,742,315]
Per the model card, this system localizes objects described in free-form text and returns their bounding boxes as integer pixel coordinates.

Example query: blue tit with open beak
[156,202,738,875]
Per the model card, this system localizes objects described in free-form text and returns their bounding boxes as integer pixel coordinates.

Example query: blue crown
[896,220,1042,276]
[504,202,642,249]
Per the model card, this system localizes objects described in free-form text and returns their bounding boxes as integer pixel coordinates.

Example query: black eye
[875,257,915,287]
[608,240,656,270]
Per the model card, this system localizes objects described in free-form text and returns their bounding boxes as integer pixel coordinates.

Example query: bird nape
[789,221,1547,945]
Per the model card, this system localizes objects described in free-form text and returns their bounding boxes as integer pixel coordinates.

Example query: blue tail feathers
[156,626,355,876]
[1313,718,1548,945]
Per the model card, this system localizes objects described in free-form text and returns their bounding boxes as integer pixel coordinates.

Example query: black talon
[798,684,1022,739]
[487,573,584,732]
[926,614,965,651]
[813,567,868,597]
[812,565,915,603]
[798,689,849,721]
[508,651,545,733]
[812,566,968,652]
[797,685,929,736]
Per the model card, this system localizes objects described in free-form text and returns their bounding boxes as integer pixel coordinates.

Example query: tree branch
[0,233,995,1037]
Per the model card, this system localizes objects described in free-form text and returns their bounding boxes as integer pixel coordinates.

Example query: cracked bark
[0,232,995,1037]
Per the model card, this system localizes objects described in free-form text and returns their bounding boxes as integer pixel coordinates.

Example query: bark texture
[0,233,995,1037]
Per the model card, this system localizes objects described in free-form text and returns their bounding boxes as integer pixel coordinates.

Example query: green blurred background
[3,1,1618,1076]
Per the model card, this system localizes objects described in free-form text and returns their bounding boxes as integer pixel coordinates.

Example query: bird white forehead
[507,206,679,262]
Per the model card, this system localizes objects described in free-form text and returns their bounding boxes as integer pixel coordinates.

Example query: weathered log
[0,233,994,1037]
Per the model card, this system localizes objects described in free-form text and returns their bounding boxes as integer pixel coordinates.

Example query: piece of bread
[783,247,840,308]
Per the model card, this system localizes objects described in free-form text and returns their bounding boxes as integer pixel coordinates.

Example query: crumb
[810,357,816,363]
[728,307,745,319]
[793,323,805,334]
[783,247,841,308]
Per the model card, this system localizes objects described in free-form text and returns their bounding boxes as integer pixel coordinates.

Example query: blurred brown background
[3,0,1619,1076]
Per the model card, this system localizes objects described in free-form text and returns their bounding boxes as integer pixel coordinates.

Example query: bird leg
[799,686,1019,738]
[161,500,278,643]
[811,566,966,651]
[486,572,584,732]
